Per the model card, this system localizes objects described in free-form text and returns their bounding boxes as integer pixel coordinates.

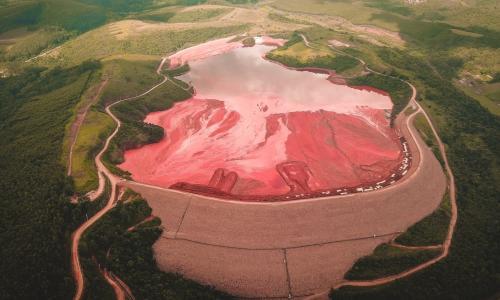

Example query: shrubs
[105,79,192,165]
[344,244,441,281]
[395,192,451,247]
[267,51,359,72]
[266,32,359,73]
[347,73,412,125]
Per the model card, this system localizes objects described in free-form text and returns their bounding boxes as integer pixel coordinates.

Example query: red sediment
[168,37,243,69]
[258,36,287,47]
[209,168,238,193]
[120,99,403,198]
[119,43,408,201]
[277,161,313,193]
[350,85,390,97]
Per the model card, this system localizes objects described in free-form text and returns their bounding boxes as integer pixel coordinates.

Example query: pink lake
[119,41,403,199]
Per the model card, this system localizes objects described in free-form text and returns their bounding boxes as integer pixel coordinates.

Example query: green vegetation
[364,0,412,17]
[136,11,175,22]
[100,58,162,106]
[1,26,71,61]
[70,57,167,183]
[105,79,192,166]
[267,49,358,73]
[0,0,161,35]
[168,8,229,23]
[271,0,400,32]
[266,32,359,73]
[1,1,499,298]
[455,81,500,116]
[81,193,230,299]
[94,57,192,174]
[413,112,435,141]
[344,244,441,281]
[0,61,100,299]
[413,113,444,166]
[75,175,116,300]
[395,192,451,247]
[403,0,500,31]
[331,40,500,300]
[0,0,243,70]
[242,37,255,47]
[164,63,190,77]
[268,13,312,25]
[35,25,247,66]
[0,1,42,33]
[491,73,500,83]
[348,73,412,124]
[404,106,417,116]
[71,109,115,193]
[72,174,112,227]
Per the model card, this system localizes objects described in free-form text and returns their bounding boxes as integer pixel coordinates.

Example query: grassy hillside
[0,1,41,33]
[345,244,441,281]
[395,191,451,247]
[34,23,247,66]
[266,32,360,74]
[71,109,114,193]
[105,79,192,167]
[69,57,166,194]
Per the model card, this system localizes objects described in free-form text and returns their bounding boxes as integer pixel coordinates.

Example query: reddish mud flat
[120,42,404,200]
[168,37,242,69]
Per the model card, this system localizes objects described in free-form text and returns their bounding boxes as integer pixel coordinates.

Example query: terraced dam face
[119,41,404,200]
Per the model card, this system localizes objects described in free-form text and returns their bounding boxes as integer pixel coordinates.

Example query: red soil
[120,98,402,198]
[256,36,287,47]
[168,37,243,69]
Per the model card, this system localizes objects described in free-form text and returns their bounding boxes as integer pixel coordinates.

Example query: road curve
[319,35,458,291]
[71,58,169,300]
[122,83,446,297]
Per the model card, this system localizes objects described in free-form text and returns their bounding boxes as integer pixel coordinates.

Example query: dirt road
[323,34,458,291]
[71,58,168,300]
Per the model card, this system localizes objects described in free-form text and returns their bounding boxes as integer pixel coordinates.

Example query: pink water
[119,43,402,198]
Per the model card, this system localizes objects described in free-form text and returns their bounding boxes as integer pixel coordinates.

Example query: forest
[347,72,412,124]
[0,61,100,299]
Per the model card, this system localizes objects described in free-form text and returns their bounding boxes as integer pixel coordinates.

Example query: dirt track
[71,58,169,300]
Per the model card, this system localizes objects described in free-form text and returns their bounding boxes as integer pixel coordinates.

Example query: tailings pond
[119,39,404,200]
